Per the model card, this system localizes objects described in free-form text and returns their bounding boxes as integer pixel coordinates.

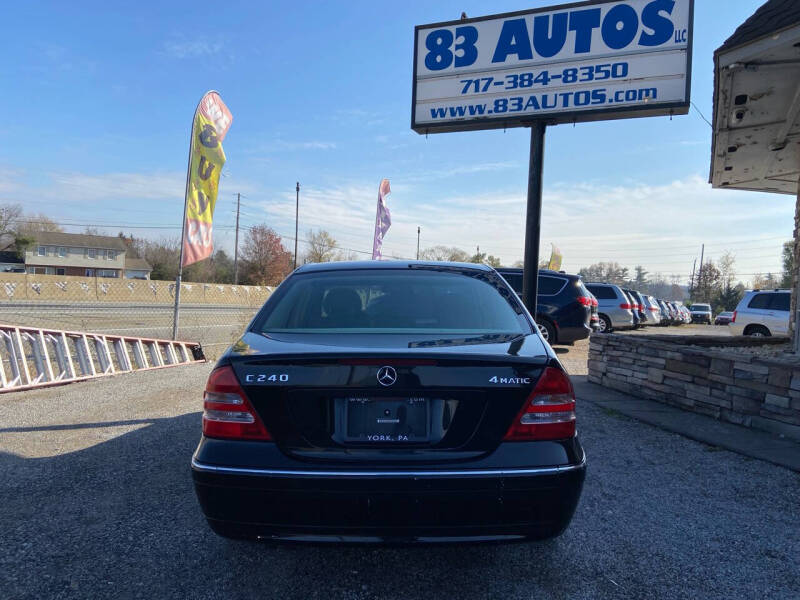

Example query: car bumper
[191,448,586,543]
[555,324,592,344]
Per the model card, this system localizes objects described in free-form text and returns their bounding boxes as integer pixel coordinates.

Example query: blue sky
[1,0,792,283]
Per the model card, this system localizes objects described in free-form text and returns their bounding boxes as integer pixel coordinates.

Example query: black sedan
[191,261,586,543]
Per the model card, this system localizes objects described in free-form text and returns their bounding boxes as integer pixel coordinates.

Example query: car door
[768,293,790,335]
[746,293,773,332]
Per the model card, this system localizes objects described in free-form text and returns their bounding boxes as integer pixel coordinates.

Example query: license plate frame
[337,397,430,443]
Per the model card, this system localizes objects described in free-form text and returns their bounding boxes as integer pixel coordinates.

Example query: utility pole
[233,193,240,285]
[689,258,697,296]
[416,226,420,260]
[698,244,705,298]
[294,182,300,269]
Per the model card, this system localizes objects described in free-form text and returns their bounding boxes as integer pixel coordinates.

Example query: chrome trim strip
[190,454,586,478]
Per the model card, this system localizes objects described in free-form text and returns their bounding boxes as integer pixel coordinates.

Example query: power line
[691,101,713,128]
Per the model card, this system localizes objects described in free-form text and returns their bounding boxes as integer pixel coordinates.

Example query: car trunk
[228,332,549,464]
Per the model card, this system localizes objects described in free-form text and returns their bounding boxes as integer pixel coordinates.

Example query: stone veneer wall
[588,334,800,441]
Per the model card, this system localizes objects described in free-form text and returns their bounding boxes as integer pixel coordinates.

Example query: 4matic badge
[489,376,531,384]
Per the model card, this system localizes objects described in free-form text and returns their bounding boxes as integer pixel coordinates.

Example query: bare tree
[0,203,22,237]
[336,249,358,262]
[718,251,736,291]
[420,245,471,262]
[15,213,63,235]
[303,229,338,264]
[241,225,292,286]
[578,262,629,285]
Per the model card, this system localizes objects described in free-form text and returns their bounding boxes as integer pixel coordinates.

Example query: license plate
[341,397,430,443]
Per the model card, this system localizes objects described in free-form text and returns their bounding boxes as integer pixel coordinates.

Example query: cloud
[48,172,185,201]
[244,174,793,280]
[2,163,791,284]
[162,39,224,59]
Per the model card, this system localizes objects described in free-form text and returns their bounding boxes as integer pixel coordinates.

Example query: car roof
[294,260,494,274]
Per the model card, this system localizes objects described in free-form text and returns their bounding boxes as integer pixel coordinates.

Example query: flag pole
[172,92,212,340]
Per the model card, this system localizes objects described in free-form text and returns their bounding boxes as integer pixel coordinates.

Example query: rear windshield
[256,269,529,334]
[586,285,617,300]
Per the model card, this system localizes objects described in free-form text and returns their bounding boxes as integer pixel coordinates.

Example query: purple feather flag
[372,179,391,260]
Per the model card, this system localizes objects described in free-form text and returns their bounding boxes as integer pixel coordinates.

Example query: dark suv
[496,268,593,345]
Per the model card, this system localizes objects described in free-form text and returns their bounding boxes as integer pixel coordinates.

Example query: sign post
[412,0,694,317]
[523,122,546,314]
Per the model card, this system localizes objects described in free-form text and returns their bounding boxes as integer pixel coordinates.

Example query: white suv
[729,290,790,337]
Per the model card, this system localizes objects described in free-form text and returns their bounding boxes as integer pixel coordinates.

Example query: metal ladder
[0,324,205,393]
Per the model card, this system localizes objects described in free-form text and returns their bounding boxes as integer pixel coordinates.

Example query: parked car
[681,305,692,323]
[666,301,683,325]
[623,290,642,328]
[495,268,593,345]
[715,311,734,325]
[623,289,646,325]
[729,289,791,337]
[589,295,601,332]
[191,260,586,543]
[643,295,663,324]
[585,283,635,333]
[689,303,713,324]
[657,299,673,325]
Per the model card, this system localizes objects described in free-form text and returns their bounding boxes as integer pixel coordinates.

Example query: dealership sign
[412,0,693,133]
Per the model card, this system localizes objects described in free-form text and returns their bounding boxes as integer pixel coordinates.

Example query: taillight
[649,307,658,312]
[591,298,598,307]
[577,296,592,306]
[504,367,576,441]
[620,303,632,309]
[732,311,737,323]
[202,365,272,440]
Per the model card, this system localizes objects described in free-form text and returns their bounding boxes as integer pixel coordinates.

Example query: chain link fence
[0,274,272,360]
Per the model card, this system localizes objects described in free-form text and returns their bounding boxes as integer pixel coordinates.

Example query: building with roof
[124,257,153,280]
[710,0,800,349]
[710,0,800,193]
[23,231,151,279]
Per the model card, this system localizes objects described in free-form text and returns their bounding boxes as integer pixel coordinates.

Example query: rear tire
[537,319,556,344]
[744,325,771,337]
[598,314,612,333]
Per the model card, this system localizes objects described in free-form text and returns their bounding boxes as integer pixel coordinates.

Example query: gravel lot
[1,349,798,599]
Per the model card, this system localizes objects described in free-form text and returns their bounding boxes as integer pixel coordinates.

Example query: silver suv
[585,283,635,333]
[729,290,790,337]
[689,303,712,324]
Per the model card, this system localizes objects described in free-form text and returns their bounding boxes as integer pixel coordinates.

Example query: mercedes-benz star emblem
[377,366,397,387]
